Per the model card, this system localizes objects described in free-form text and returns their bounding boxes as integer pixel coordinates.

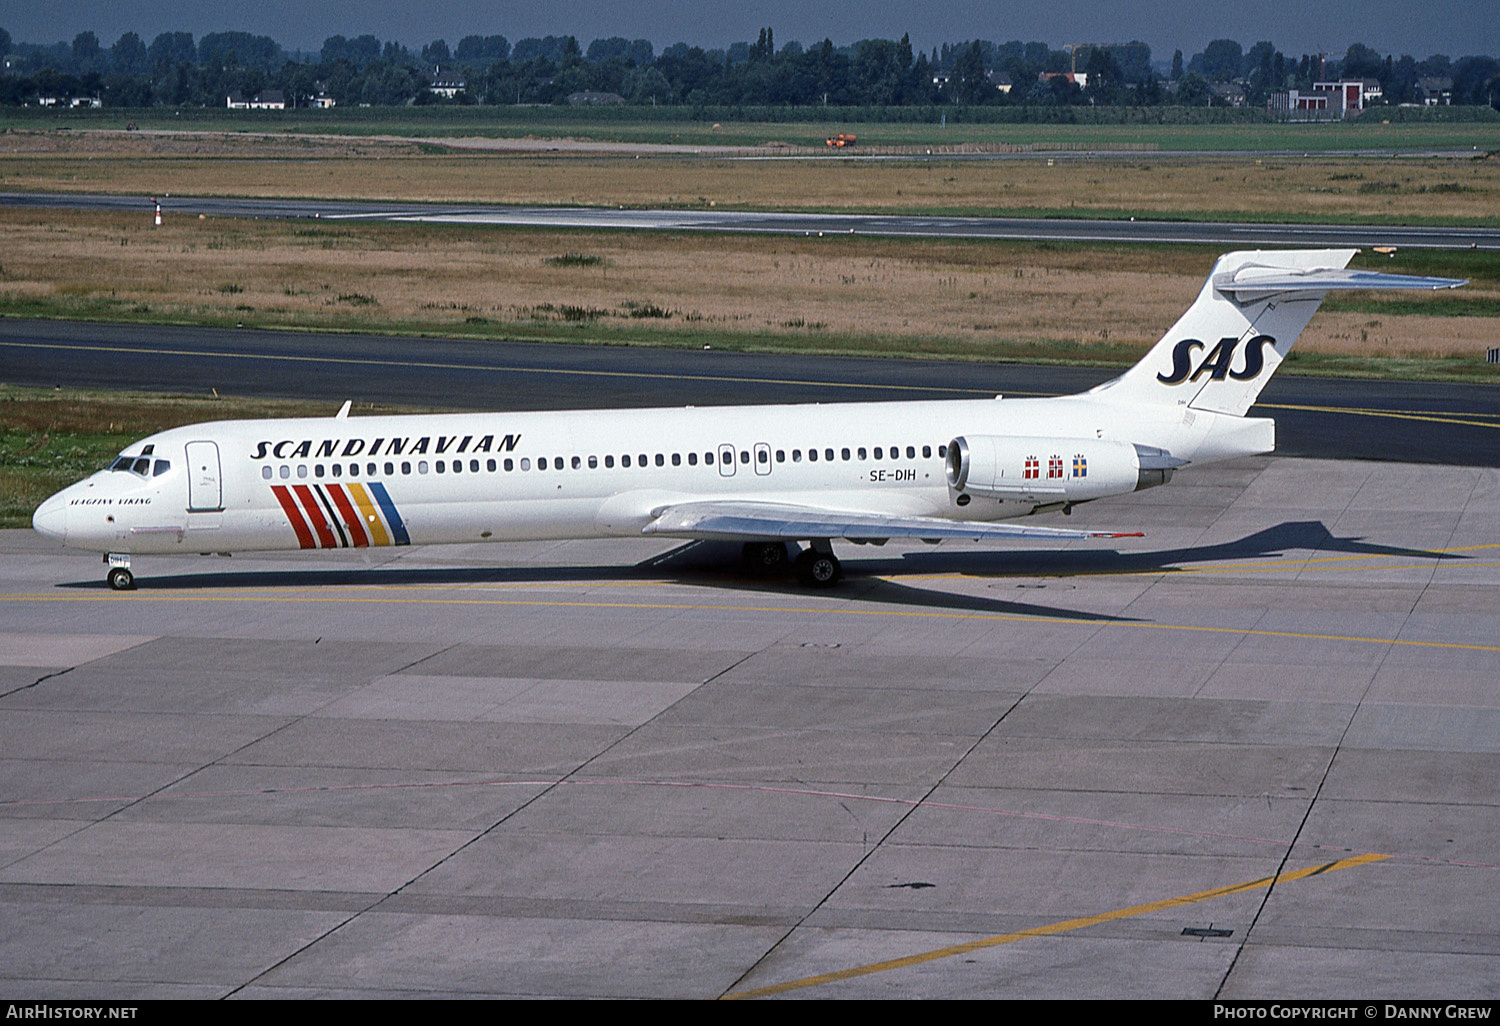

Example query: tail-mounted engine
[946,435,1185,503]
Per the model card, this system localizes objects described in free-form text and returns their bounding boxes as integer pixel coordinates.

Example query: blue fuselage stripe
[367,482,411,545]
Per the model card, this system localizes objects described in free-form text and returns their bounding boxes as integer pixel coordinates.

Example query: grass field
[4,129,1500,225]
[1,208,1495,380]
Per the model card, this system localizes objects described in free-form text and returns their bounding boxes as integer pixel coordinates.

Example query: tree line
[2,24,1497,110]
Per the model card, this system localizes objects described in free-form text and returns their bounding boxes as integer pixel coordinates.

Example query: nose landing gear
[105,554,136,591]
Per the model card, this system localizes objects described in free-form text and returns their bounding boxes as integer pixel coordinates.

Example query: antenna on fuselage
[336,401,352,419]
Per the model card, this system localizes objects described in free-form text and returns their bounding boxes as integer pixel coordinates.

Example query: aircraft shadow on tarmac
[56,521,1458,622]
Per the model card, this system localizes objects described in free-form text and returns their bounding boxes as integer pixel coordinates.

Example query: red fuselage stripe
[292,484,339,548]
[325,484,370,547]
[270,485,316,549]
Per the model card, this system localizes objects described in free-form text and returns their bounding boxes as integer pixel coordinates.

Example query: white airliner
[32,249,1463,590]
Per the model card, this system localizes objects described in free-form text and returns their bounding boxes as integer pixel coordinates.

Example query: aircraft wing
[642,500,1142,543]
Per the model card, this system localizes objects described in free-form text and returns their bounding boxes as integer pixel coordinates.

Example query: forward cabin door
[185,441,223,512]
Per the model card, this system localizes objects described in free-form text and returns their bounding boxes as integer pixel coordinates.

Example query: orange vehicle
[825,133,857,147]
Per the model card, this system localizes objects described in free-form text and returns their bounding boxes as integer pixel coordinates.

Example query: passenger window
[297,465,308,478]
[622,455,631,468]
[419,461,430,474]
[687,452,697,466]
[776,450,784,463]
[938,445,947,458]
[922,446,931,459]
[589,456,598,469]
[520,458,530,471]
[315,465,325,478]
[384,462,394,476]
[639,454,648,467]
[808,448,818,462]
[261,466,272,480]
[792,450,802,462]
[825,449,835,461]
[572,456,581,469]
[331,464,341,478]
[841,448,850,461]
[486,459,495,472]
[907,446,916,459]
[705,452,714,465]
[671,453,681,466]
[740,451,749,464]
[439,460,448,473]
[280,465,290,479]
[655,454,665,467]
[857,448,866,460]
[538,457,548,470]
[873,447,882,460]
[401,461,411,474]
[758,449,768,464]
[605,455,614,468]
[503,458,512,471]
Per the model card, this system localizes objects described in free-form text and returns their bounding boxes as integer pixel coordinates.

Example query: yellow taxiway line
[722,853,1390,999]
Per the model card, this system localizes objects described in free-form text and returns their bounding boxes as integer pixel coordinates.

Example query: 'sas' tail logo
[1158,335,1277,385]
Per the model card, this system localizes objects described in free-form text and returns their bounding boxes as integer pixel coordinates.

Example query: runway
[2,453,1497,998]
[3,318,1498,466]
[5,190,1499,250]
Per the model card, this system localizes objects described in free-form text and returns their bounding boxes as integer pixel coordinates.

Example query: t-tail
[1093,249,1466,416]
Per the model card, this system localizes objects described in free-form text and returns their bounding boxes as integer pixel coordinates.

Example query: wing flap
[642,500,1140,543]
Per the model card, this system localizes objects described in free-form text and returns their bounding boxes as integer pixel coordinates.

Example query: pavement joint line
[4,589,1498,653]
[720,852,1391,999]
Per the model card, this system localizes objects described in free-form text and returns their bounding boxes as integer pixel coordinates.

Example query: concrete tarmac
[2,454,1497,998]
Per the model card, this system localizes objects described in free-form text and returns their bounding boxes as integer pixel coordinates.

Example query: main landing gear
[742,541,842,588]
[105,553,136,591]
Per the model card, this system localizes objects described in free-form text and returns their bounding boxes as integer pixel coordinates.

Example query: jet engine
[946,436,1184,502]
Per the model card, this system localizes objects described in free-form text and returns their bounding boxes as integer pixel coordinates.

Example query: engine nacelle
[946,435,1183,502]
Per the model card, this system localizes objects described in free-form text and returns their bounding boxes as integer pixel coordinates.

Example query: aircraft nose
[31,493,69,542]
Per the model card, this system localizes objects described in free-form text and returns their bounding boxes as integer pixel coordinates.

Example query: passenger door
[185,441,223,512]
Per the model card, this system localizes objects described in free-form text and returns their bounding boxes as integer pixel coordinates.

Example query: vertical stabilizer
[1093,250,1357,416]
[1093,250,1464,416]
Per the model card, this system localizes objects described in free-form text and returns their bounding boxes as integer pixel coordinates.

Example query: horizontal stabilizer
[644,500,1141,543]
[1213,266,1468,301]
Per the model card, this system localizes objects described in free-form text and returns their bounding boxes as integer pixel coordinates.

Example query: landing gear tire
[742,541,789,573]
[106,567,136,591]
[794,550,842,588]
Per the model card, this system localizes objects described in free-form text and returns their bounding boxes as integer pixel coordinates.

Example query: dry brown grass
[2,129,1498,222]
[1,209,1492,361]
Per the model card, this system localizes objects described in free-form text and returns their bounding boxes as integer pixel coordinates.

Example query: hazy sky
[7,1,1497,60]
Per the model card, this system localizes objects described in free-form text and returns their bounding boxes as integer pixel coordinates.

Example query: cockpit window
[107,454,168,478]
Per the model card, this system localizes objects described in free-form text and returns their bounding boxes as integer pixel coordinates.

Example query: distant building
[428,67,466,98]
[310,81,335,109]
[227,90,286,110]
[567,91,625,105]
[1038,71,1088,89]
[987,70,1013,94]
[1361,78,1383,104]
[1313,80,1364,114]
[1211,82,1247,107]
[1271,80,1365,121]
[1416,77,1453,105]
